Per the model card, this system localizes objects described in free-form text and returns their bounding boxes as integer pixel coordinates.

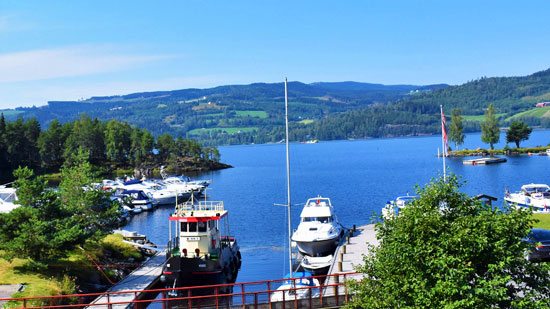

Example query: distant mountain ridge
[5,68,550,146]
[3,81,447,145]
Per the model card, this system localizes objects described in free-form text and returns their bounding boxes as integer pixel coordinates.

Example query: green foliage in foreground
[0,150,122,262]
[346,174,550,308]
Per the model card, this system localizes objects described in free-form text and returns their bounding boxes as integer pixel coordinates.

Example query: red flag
[441,110,448,154]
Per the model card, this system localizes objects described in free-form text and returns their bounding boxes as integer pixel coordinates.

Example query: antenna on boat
[285,77,293,279]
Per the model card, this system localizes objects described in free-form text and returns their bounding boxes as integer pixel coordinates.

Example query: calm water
[124,130,550,283]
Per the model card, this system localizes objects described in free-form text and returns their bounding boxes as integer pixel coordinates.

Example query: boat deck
[463,157,507,165]
[323,224,379,296]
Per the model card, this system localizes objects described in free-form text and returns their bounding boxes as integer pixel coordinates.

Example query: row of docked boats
[102,175,211,215]
[382,183,550,219]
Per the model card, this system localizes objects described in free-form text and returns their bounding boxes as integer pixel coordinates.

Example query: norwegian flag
[441,109,448,155]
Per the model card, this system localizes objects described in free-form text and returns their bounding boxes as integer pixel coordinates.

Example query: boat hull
[161,246,241,295]
[295,236,340,257]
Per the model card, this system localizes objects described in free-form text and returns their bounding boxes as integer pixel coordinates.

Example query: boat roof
[300,197,335,217]
[282,272,316,286]
[521,184,550,191]
[123,179,142,185]
[169,200,227,222]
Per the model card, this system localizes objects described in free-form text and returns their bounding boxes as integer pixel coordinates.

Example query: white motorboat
[0,185,19,213]
[115,189,155,211]
[123,179,177,205]
[291,196,342,257]
[162,176,203,199]
[270,271,320,302]
[382,194,416,219]
[300,254,333,275]
[505,184,550,211]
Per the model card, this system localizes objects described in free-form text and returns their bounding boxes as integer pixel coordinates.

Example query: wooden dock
[462,157,507,165]
[86,249,167,308]
[323,224,379,297]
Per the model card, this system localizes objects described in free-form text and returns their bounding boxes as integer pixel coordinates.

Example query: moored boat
[0,185,18,213]
[382,194,416,219]
[160,197,241,295]
[291,196,342,257]
[505,184,550,211]
[300,254,333,275]
[270,271,320,302]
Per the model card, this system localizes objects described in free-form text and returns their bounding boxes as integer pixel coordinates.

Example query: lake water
[124,130,550,284]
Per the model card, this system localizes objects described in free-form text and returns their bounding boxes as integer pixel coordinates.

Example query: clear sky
[1,0,550,108]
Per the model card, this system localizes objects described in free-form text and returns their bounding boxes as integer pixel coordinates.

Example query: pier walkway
[323,224,379,297]
[86,249,167,308]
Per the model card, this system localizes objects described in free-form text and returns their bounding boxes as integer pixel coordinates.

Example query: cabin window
[198,221,207,232]
[188,222,197,232]
[180,222,188,232]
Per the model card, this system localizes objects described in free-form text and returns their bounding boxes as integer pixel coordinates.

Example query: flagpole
[441,105,446,182]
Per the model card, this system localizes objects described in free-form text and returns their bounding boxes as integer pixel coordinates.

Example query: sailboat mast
[284,77,293,278]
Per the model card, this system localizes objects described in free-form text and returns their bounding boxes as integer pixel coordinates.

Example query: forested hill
[2,81,445,144]
[4,68,550,146]
[298,68,550,141]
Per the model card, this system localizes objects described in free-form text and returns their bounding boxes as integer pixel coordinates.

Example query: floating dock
[323,224,379,297]
[462,157,507,165]
[86,249,167,309]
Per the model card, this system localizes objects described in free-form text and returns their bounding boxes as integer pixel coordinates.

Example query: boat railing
[175,200,224,213]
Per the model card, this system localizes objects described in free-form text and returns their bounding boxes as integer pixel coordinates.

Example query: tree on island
[506,120,532,148]
[346,174,550,308]
[480,104,500,150]
[449,108,465,150]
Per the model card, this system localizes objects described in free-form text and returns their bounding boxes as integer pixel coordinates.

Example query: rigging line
[78,246,115,285]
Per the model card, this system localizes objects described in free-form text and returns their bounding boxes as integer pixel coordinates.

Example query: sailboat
[270,78,320,302]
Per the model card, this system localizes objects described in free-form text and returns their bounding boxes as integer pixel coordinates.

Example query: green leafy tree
[449,108,465,150]
[347,174,550,308]
[38,119,67,170]
[157,133,175,161]
[140,130,155,160]
[506,120,532,148]
[480,104,500,150]
[0,151,121,262]
[104,119,132,162]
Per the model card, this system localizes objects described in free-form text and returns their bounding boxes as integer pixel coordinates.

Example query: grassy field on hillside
[462,113,506,122]
[506,106,550,121]
[235,110,268,118]
[188,127,259,135]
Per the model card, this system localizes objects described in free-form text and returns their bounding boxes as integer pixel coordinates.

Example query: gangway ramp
[323,224,379,297]
[87,249,167,308]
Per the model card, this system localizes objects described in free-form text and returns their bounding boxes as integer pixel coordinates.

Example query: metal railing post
[162,291,167,309]
[107,293,112,309]
[215,286,219,309]
[241,283,245,306]
[267,281,272,308]
[188,289,192,309]
[254,293,258,308]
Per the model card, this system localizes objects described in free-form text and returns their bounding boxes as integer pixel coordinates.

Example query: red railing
[0,271,359,308]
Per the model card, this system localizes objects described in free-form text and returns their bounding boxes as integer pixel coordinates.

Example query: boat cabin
[169,200,228,258]
[300,197,335,222]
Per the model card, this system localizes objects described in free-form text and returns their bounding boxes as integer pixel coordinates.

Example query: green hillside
[3,68,550,145]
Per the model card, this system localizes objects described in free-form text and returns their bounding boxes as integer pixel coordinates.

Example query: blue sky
[1,0,550,108]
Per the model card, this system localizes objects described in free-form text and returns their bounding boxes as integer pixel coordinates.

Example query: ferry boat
[291,196,343,257]
[160,198,241,294]
[504,184,550,211]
